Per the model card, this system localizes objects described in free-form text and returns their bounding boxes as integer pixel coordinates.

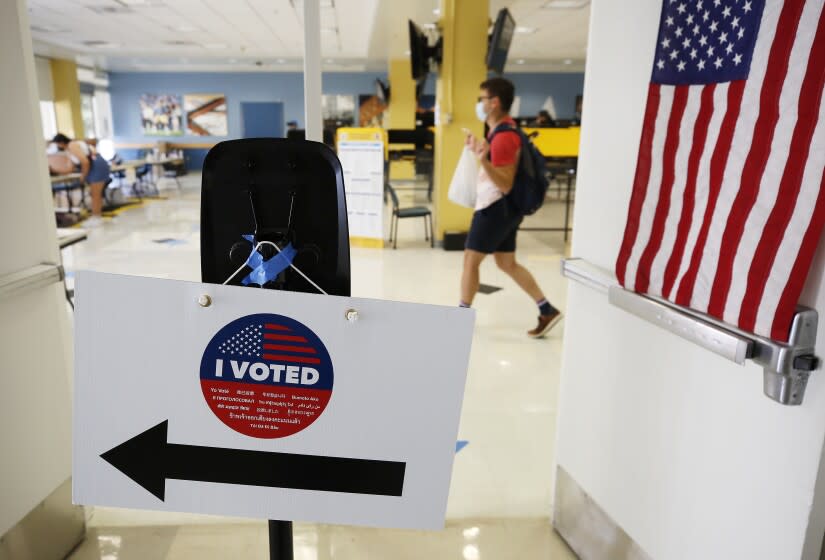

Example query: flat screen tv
[409,20,429,81]
[486,8,515,74]
[375,78,390,104]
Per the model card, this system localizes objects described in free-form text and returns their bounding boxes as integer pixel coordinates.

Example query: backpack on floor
[488,124,549,216]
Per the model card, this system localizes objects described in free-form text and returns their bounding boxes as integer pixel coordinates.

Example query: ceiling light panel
[542,0,589,8]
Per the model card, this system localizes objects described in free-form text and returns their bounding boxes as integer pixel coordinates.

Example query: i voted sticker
[200,314,333,438]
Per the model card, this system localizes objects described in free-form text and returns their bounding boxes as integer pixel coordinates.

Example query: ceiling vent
[87,4,133,14]
[542,0,590,8]
[31,24,70,33]
[82,40,117,47]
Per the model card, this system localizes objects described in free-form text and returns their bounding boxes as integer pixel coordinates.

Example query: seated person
[52,133,111,227]
[532,110,555,128]
[46,143,74,176]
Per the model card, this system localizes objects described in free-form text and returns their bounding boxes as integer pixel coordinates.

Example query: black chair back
[386,183,400,211]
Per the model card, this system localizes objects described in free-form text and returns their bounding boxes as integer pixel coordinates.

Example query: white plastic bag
[448,147,478,208]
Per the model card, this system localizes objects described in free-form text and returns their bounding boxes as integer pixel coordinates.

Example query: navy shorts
[85,154,111,184]
[466,198,523,254]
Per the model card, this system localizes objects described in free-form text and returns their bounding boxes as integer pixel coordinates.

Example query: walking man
[460,78,561,338]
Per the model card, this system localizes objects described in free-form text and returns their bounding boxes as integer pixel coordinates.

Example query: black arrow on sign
[100,421,406,500]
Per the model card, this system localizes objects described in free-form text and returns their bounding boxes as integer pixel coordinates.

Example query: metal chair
[386,183,433,249]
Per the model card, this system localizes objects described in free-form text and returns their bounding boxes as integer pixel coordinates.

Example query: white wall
[0,0,74,536]
[556,1,825,559]
[34,56,53,101]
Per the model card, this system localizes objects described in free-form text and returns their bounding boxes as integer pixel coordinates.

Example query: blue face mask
[475,101,488,122]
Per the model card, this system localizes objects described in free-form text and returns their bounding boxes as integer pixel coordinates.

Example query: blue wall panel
[108,71,583,169]
[109,71,582,144]
[109,71,391,145]
[506,73,584,119]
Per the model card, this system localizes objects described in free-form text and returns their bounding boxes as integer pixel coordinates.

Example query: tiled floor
[63,174,576,559]
[70,519,575,559]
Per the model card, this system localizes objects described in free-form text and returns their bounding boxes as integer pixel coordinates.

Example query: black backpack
[488,123,549,215]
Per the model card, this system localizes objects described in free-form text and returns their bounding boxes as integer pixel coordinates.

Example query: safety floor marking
[477,284,502,295]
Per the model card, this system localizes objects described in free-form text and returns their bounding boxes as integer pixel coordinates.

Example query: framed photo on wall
[139,94,183,136]
[184,93,228,136]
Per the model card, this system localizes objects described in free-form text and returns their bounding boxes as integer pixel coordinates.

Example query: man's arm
[479,152,519,194]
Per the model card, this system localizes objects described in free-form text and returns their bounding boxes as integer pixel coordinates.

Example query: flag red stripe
[706,1,805,318]
[263,343,317,354]
[675,81,747,306]
[771,167,825,341]
[264,324,291,331]
[262,353,321,365]
[263,334,308,343]
[740,9,825,333]
[616,83,661,287]
[663,84,716,299]
[634,85,690,293]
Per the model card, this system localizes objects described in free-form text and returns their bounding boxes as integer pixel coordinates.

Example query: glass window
[80,93,96,139]
[39,100,57,140]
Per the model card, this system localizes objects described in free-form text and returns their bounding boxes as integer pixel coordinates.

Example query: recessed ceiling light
[515,26,536,34]
[564,58,573,64]
[277,58,286,63]
[325,58,334,63]
[81,40,120,48]
[422,23,437,29]
[542,0,589,8]
[87,5,132,14]
[404,49,411,55]
[516,59,525,64]
[433,8,440,15]
[31,24,70,33]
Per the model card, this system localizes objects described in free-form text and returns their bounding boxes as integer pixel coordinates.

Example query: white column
[0,0,76,549]
[302,0,322,142]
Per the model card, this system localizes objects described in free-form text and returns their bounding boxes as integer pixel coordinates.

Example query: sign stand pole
[201,136,350,559]
[268,520,293,560]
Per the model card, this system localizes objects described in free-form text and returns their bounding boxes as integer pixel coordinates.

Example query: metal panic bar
[561,258,820,406]
[0,264,64,301]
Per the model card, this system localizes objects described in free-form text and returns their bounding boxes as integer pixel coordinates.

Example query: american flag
[219,323,321,365]
[616,0,825,342]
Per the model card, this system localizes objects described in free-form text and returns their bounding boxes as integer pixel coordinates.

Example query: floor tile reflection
[68,519,575,560]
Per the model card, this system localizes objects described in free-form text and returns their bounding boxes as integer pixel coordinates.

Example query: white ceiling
[27,0,589,73]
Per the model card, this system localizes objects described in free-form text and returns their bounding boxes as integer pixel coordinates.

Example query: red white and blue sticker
[200,313,333,438]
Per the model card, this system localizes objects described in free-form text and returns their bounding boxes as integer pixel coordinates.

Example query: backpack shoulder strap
[487,122,519,141]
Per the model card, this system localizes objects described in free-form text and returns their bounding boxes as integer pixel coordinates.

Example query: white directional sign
[73,271,475,529]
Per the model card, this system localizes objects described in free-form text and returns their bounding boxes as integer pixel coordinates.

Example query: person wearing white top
[52,133,111,227]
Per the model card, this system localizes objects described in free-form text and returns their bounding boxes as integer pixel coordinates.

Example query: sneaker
[85,215,103,228]
[528,311,562,338]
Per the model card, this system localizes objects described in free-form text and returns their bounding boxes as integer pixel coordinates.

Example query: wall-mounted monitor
[486,8,515,74]
[375,78,390,105]
[408,20,442,83]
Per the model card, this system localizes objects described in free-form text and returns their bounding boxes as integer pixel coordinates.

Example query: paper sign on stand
[72,271,475,530]
[336,127,387,248]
